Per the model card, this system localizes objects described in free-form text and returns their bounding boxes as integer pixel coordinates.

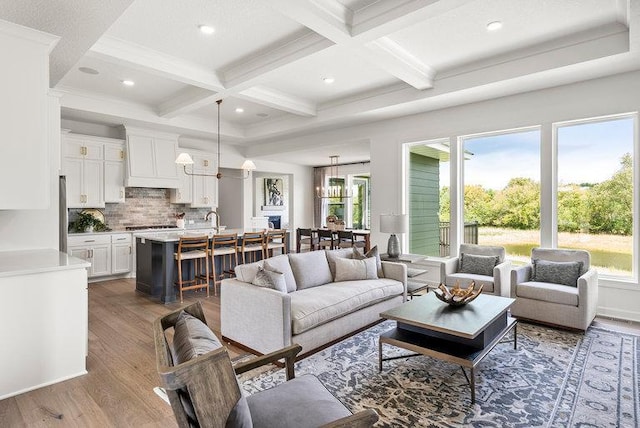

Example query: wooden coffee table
[379,293,517,403]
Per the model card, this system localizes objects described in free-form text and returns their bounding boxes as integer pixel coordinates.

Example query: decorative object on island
[175,212,185,229]
[316,155,351,199]
[175,99,256,179]
[433,282,484,306]
[380,214,408,258]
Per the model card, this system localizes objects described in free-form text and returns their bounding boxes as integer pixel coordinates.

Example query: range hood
[124,126,179,189]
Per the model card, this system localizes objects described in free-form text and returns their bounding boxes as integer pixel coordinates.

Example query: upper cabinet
[170,149,218,208]
[124,127,179,188]
[0,22,59,209]
[104,143,126,203]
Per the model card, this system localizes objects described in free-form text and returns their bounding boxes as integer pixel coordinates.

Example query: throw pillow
[532,259,583,287]
[172,311,222,364]
[325,248,355,280]
[263,254,297,293]
[288,250,334,289]
[352,245,384,278]
[251,266,287,293]
[459,253,499,276]
[334,257,378,282]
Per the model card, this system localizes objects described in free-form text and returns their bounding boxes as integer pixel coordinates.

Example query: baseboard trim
[597,306,640,323]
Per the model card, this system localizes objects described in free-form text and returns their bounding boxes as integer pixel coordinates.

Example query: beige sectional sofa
[221,248,407,356]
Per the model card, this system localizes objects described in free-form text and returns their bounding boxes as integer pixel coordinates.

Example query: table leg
[470,367,476,404]
[378,339,383,372]
[514,323,518,349]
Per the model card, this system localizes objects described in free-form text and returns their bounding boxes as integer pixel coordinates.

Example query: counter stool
[209,233,238,296]
[239,230,266,264]
[296,228,317,252]
[174,235,210,303]
[266,229,288,257]
[336,230,354,248]
[316,229,335,250]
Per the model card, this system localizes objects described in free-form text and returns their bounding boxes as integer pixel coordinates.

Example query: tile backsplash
[70,188,211,231]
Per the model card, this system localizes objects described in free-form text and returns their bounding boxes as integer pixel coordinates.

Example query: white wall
[267,70,640,322]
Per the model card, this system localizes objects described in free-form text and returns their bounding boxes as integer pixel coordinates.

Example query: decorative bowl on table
[433,282,483,306]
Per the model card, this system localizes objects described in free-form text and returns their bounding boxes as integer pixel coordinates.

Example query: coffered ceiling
[1,0,638,165]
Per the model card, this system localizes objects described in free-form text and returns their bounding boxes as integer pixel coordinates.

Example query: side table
[381,253,448,298]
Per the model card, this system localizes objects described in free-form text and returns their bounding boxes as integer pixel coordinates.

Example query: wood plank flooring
[0,278,245,428]
[0,278,638,427]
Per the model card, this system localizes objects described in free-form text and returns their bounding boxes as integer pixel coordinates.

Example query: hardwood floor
[1,279,638,427]
[0,278,245,427]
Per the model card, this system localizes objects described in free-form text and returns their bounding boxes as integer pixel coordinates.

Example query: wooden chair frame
[174,235,210,303]
[209,233,238,296]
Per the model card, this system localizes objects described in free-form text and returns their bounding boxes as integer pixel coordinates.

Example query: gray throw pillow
[352,245,384,278]
[263,254,297,293]
[251,266,287,293]
[459,253,499,276]
[288,250,333,289]
[172,311,222,364]
[325,248,355,280]
[334,257,378,281]
[532,259,583,287]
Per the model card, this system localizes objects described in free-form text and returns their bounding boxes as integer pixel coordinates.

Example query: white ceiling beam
[267,0,352,41]
[88,36,225,91]
[365,37,436,90]
[238,86,316,117]
[222,31,334,88]
[157,86,218,119]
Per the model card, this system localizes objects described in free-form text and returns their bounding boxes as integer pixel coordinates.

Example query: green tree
[464,185,496,225]
[558,184,588,232]
[439,186,450,222]
[493,178,540,229]
[587,153,632,235]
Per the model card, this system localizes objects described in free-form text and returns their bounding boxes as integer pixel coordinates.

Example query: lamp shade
[380,214,408,234]
[175,153,194,165]
[241,160,256,171]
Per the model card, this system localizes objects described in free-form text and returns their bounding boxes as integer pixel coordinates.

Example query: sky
[438,117,634,190]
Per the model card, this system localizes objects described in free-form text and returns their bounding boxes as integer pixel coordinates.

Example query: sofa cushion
[352,245,384,278]
[516,281,579,306]
[325,248,355,280]
[290,279,404,334]
[247,374,350,427]
[459,253,498,276]
[334,257,378,282]
[264,254,297,293]
[252,266,287,293]
[445,273,495,294]
[532,259,583,287]
[288,251,333,290]
[234,260,264,283]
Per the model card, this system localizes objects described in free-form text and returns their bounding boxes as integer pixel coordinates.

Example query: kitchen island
[135,228,279,303]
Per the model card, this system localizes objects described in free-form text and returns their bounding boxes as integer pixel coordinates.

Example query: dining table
[312,228,371,253]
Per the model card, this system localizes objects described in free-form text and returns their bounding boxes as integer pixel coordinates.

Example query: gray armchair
[154,302,378,428]
[510,248,598,331]
[441,244,511,297]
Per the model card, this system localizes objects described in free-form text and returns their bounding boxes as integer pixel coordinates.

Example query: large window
[320,171,370,229]
[557,116,635,277]
[463,129,541,264]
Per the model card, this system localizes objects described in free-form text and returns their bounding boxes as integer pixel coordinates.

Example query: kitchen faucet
[205,210,220,230]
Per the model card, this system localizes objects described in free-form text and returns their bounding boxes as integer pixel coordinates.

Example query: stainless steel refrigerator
[59,175,68,253]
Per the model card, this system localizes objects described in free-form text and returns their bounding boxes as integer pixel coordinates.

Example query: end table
[381,253,448,298]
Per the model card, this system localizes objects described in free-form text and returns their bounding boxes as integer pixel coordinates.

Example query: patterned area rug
[239,321,639,427]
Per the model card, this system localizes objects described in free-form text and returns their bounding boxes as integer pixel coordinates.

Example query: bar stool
[174,235,210,303]
[336,230,355,248]
[296,228,317,252]
[209,233,238,296]
[239,230,266,264]
[316,229,335,250]
[266,229,288,257]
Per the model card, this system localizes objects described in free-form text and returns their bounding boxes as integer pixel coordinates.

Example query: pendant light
[316,155,351,199]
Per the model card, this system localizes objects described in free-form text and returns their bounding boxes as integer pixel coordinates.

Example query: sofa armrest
[221,279,292,354]
[442,257,460,278]
[578,268,598,326]
[381,261,407,301]
[493,260,512,297]
[510,264,532,297]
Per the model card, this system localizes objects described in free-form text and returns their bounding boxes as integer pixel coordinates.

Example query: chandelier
[175,99,256,179]
[316,155,352,199]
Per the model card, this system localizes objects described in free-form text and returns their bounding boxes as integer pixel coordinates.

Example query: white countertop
[0,249,90,278]
[135,228,269,243]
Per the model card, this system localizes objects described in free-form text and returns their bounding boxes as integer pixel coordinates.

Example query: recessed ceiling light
[121,80,135,87]
[235,107,244,113]
[487,21,502,31]
[322,77,335,84]
[198,25,215,35]
[78,67,99,75]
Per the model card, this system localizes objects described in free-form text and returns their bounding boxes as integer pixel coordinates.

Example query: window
[462,129,541,264]
[556,115,635,278]
[318,167,370,229]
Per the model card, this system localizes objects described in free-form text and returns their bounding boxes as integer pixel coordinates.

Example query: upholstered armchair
[510,248,598,331]
[441,244,511,297]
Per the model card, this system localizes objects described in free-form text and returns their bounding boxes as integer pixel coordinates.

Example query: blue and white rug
[239,321,639,427]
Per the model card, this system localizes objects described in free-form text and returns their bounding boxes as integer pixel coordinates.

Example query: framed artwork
[264,178,284,206]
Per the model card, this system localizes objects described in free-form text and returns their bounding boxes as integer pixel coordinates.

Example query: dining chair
[296,228,317,252]
[316,229,335,250]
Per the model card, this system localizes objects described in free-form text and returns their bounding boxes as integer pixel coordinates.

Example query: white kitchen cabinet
[104,143,126,203]
[190,151,218,208]
[170,160,193,204]
[125,127,179,188]
[63,155,104,208]
[111,233,132,274]
[68,235,112,278]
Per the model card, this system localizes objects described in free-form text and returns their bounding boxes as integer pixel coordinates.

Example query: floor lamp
[380,214,408,259]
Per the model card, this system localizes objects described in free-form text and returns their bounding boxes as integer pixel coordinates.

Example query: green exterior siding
[409,152,440,256]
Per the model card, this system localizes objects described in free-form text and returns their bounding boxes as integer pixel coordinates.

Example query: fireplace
[267,215,281,229]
